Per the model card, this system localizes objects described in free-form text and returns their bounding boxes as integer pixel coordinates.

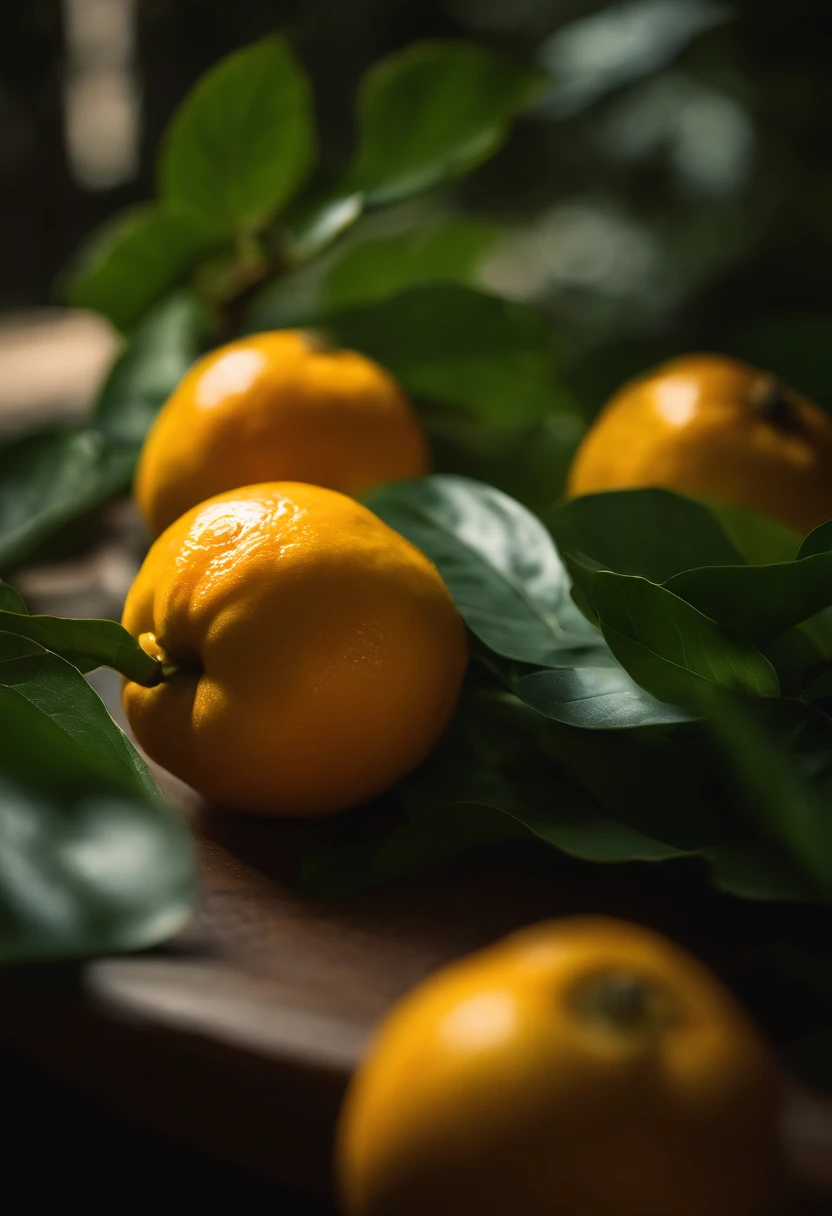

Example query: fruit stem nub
[572,970,670,1036]
[751,377,801,432]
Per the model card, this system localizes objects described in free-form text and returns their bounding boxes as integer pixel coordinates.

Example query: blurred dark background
[2,0,830,415]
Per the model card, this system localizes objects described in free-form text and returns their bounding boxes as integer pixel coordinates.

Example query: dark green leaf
[0,631,157,799]
[539,718,736,849]
[302,764,688,897]
[321,286,565,423]
[592,572,779,702]
[366,475,599,664]
[65,205,223,331]
[708,501,799,564]
[0,774,197,964]
[665,554,832,642]
[547,489,743,582]
[704,693,832,895]
[799,519,832,560]
[705,844,816,903]
[0,611,160,683]
[159,36,314,234]
[348,41,545,205]
[0,428,133,575]
[320,217,497,310]
[0,579,27,614]
[515,665,693,729]
[92,292,213,449]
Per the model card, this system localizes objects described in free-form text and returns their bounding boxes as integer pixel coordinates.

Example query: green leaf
[665,554,832,642]
[0,675,196,962]
[548,489,743,582]
[0,428,133,575]
[705,844,816,903]
[280,189,364,264]
[703,693,832,896]
[320,217,497,310]
[65,205,223,332]
[799,519,832,559]
[92,292,213,449]
[0,611,160,683]
[0,579,27,614]
[366,475,599,665]
[514,665,693,730]
[592,572,779,702]
[0,773,197,964]
[348,41,545,205]
[540,718,735,849]
[0,632,158,799]
[321,285,565,424]
[159,36,314,235]
[708,501,799,564]
[301,765,688,897]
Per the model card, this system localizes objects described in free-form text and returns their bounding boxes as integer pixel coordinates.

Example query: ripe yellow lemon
[135,330,429,537]
[337,917,786,1216]
[568,354,832,534]
[121,482,467,816]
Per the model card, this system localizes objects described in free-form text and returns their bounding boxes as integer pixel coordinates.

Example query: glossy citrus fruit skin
[568,354,832,534]
[135,330,429,537]
[121,482,467,816]
[337,917,786,1216]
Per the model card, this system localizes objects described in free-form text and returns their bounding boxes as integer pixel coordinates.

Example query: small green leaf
[0,611,160,683]
[799,518,832,559]
[321,285,565,423]
[160,36,314,235]
[366,475,599,665]
[65,205,223,331]
[592,572,779,702]
[348,41,545,205]
[548,489,743,583]
[515,665,693,730]
[0,428,133,575]
[0,579,27,614]
[92,292,213,449]
[320,217,497,310]
[704,693,832,896]
[0,631,158,799]
[665,554,832,642]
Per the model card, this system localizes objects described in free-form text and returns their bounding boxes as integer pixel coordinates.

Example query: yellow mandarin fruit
[121,482,467,816]
[337,917,786,1216]
[135,329,429,537]
[568,354,832,534]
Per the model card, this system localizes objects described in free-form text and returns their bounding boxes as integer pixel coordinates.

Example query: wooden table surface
[1,312,831,1209]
